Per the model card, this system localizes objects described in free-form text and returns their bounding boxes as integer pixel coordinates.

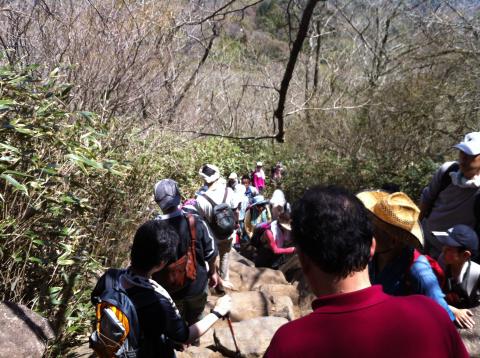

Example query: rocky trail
[2,250,479,357]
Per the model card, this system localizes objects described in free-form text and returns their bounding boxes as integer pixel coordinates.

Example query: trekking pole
[226,314,241,357]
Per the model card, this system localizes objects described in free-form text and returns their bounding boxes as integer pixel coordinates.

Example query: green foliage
[0,63,129,349]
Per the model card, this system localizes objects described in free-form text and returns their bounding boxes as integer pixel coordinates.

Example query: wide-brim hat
[356,190,424,248]
[252,195,269,206]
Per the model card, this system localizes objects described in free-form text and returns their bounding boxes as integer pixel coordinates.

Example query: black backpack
[90,269,155,358]
[250,222,271,248]
[202,188,235,239]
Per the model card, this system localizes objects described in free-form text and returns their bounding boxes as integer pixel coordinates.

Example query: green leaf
[0,143,20,153]
[0,99,16,110]
[28,257,43,264]
[0,174,28,194]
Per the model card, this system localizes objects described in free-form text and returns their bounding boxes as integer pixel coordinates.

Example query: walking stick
[226,314,241,357]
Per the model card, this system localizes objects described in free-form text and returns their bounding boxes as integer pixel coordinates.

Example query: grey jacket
[420,161,479,257]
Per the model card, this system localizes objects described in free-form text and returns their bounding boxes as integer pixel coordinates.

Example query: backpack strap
[222,187,228,204]
[185,214,197,280]
[201,192,217,208]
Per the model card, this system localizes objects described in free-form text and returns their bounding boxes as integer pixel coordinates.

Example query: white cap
[256,161,263,167]
[228,172,238,180]
[454,132,480,156]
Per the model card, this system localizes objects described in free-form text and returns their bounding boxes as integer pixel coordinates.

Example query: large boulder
[228,260,288,291]
[0,301,55,358]
[255,284,299,305]
[214,316,287,357]
[458,305,480,357]
[229,291,294,322]
[230,250,254,267]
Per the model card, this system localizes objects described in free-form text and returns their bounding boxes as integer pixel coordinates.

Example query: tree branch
[273,0,322,143]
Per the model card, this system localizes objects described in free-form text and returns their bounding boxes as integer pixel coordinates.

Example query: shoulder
[438,161,459,176]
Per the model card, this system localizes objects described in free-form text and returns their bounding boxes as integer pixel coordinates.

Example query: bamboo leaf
[0,174,28,194]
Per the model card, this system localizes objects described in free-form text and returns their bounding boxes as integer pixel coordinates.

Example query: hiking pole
[226,314,241,357]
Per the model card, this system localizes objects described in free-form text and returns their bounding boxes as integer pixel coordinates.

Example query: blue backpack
[90,269,154,358]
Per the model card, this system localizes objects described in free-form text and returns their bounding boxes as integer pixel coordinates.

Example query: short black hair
[241,175,250,182]
[130,220,178,272]
[292,185,373,278]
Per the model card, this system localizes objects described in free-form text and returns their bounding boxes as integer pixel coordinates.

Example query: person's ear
[370,238,377,260]
[463,250,472,260]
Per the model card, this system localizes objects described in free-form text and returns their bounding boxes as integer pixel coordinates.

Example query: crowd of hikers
[90,133,480,357]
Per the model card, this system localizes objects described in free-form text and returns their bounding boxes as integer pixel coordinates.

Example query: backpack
[152,214,197,292]
[90,269,155,358]
[201,188,235,239]
[409,249,446,288]
[250,222,271,248]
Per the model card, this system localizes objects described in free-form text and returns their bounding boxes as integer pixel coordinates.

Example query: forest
[1,0,479,355]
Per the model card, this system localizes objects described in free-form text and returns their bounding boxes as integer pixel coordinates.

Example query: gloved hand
[214,294,232,317]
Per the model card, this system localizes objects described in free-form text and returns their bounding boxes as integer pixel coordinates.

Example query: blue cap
[432,224,479,252]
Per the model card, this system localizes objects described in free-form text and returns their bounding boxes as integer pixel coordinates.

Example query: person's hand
[214,294,232,317]
[209,272,219,288]
[453,307,475,329]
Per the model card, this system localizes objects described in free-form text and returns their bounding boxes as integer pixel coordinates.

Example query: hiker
[252,212,295,269]
[269,188,290,221]
[91,220,231,358]
[244,195,272,240]
[252,161,266,193]
[270,161,285,187]
[265,186,468,358]
[356,190,454,321]
[420,131,480,259]
[433,224,480,328]
[196,164,240,291]
[241,174,259,202]
[152,179,218,330]
[357,190,455,321]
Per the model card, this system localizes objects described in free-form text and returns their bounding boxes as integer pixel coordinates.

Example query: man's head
[154,179,181,212]
[433,224,479,265]
[199,164,220,186]
[454,132,480,179]
[356,191,424,252]
[292,186,373,278]
[130,220,178,273]
[256,161,263,170]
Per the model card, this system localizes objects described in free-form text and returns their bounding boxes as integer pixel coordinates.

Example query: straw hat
[356,191,424,248]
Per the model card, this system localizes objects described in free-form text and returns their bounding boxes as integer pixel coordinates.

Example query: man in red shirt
[264,186,468,358]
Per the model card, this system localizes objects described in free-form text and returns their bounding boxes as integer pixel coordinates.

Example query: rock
[229,292,268,322]
[65,341,94,357]
[176,346,223,358]
[214,316,287,357]
[268,295,295,321]
[255,284,299,305]
[229,291,294,322]
[0,301,55,358]
[230,250,254,267]
[458,305,480,357]
[229,260,288,291]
